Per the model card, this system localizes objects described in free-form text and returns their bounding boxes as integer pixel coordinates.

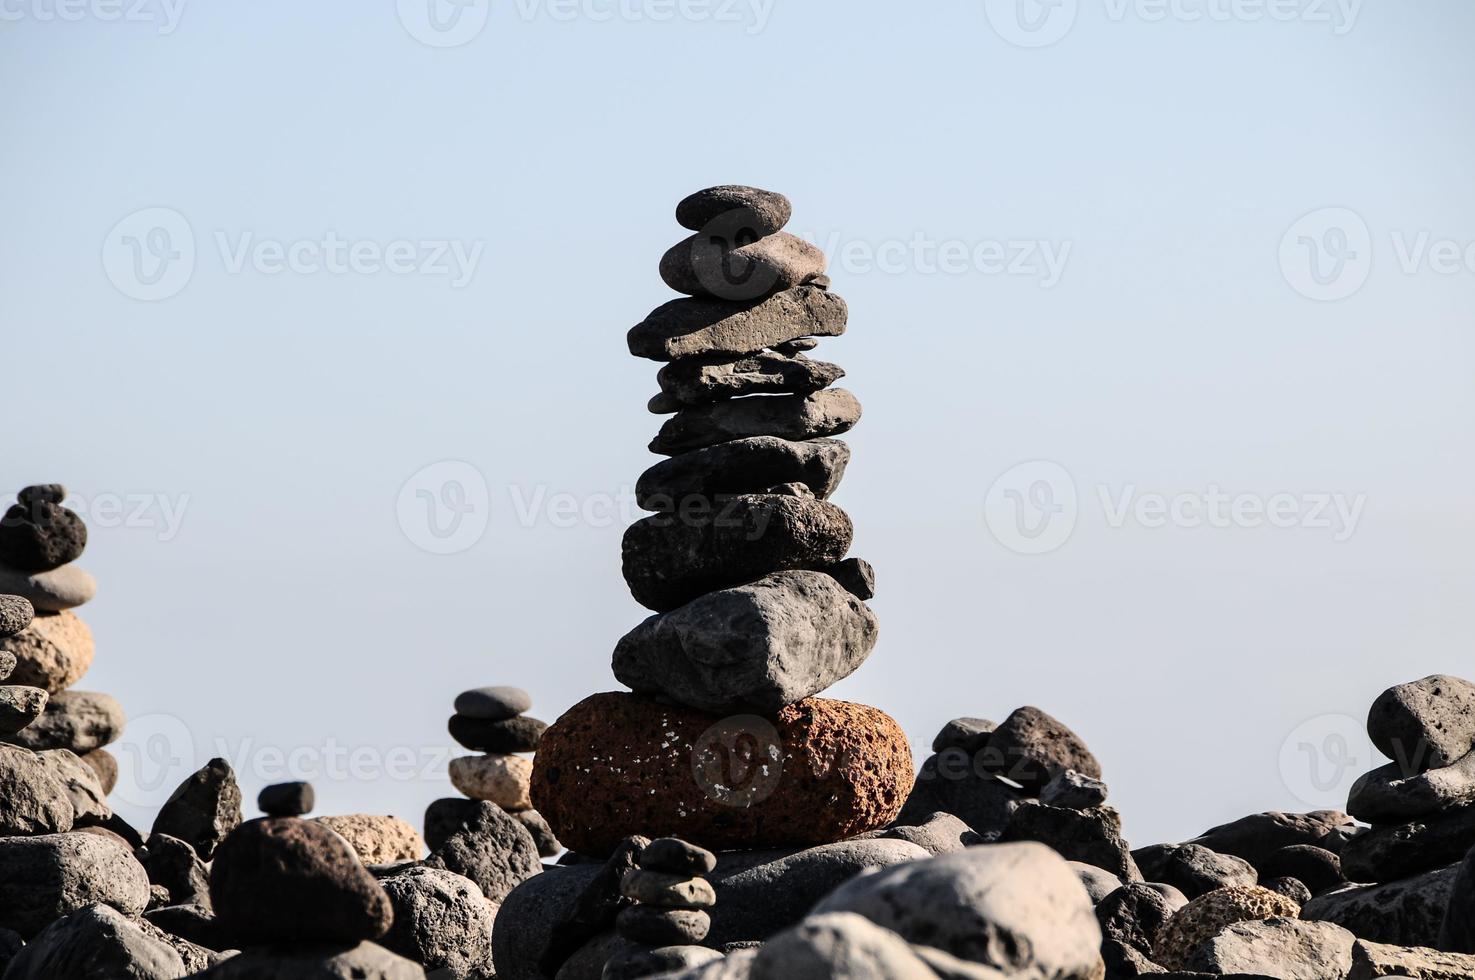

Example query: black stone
[616,905,711,946]
[639,838,717,876]
[152,759,243,861]
[257,781,314,817]
[0,501,87,573]
[447,714,546,753]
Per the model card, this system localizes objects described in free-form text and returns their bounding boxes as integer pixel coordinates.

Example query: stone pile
[532,185,913,857]
[602,838,721,980]
[0,485,124,793]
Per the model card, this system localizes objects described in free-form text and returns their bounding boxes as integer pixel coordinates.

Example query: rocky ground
[4,189,1475,978]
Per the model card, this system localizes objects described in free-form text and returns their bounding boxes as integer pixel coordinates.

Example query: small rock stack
[532,186,914,856]
[0,485,124,793]
[437,684,561,857]
[1342,673,1475,884]
[603,838,721,979]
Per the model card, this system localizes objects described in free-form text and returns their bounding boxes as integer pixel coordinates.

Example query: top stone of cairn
[675,185,792,236]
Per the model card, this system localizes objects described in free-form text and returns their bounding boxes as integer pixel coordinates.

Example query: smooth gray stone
[1340,804,1475,883]
[0,563,96,612]
[380,865,495,979]
[615,905,711,946]
[2,689,124,753]
[628,286,846,362]
[774,336,820,352]
[1002,802,1142,882]
[612,570,878,714]
[931,718,996,755]
[1303,865,1457,948]
[660,231,825,301]
[0,743,73,835]
[622,494,853,612]
[894,749,1024,841]
[0,594,33,637]
[1072,862,1125,903]
[1041,769,1109,810]
[1184,917,1355,979]
[635,437,850,512]
[657,351,844,407]
[152,758,243,861]
[676,185,791,235]
[0,831,150,937]
[813,842,1102,974]
[257,780,315,818]
[190,941,424,979]
[1368,674,1475,773]
[514,807,563,858]
[750,912,939,979]
[0,684,46,736]
[454,685,532,721]
[620,869,716,908]
[874,811,981,856]
[649,389,861,456]
[2,904,186,980]
[36,748,110,823]
[1349,749,1475,823]
[640,838,717,876]
[492,864,603,980]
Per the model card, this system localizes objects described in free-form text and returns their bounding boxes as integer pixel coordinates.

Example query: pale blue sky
[3,1,1473,847]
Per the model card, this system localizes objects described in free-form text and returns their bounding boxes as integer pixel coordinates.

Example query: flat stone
[982,705,1102,793]
[650,389,861,456]
[36,748,109,823]
[1185,917,1355,979]
[893,748,1025,840]
[531,693,913,855]
[3,689,124,753]
[813,842,1103,974]
[0,594,32,637]
[1003,802,1142,882]
[315,814,426,865]
[616,906,711,946]
[1340,804,1475,882]
[676,186,792,235]
[1303,865,1457,948]
[1261,844,1345,896]
[257,780,314,817]
[151,758,242,861]
[660,231,825,301]
[379,865,495,979]
[0,610,94,693]
[876,811,981,856]
[612,570,878,713]
[448,713,546,753]
[0,831,149,937]
[0,563,96,612]
[640,838,717,876]
[1369,675,1475,773]
[657,351,844,407]
[636,436,850,512]
[1,904,185,980]
[621,869,716,908]
[629,285,847,362]
[1352,938,1475,979]
[449,753,533,810]
[423,799,542,904]
[622,494,854,612]
[1153,886,1301,971]
[1350,749,1475,824]
[0,500,87,572]
[1042,768,1110,809]
[931,718,996,755]
[0,743,74,835]
[454,685,532,721]
[1186,810,1358,869]
[189,941,424,979]
[0,685,46,736]
[749,912,939,979]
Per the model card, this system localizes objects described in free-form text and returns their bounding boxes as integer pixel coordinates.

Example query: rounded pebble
[453,686,531,722]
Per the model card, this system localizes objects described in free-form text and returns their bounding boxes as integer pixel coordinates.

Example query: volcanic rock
[380,865,495,979]
[0,831,150,937]
[657,351,844,408]
[36,747,110,822]
[3,688,124,753]
[448,713,546,753]
[1368,675,1475,773]
[423,799,542,904]
[0,610,94,693]
[629,285,846,362]
[1153,886,1302,971]
[982,705,1102,792]
[660,231,826,301]
[151,758,242,861]
[258,780,314,817]
[0,743,74,835]
[1,904,186,980]
[649,389,861,456]
[1349,750,1475,824]
[1303,864,1457,948]
[1184,917,1355,979]
[449,753,533,810]
[893,747,1025,840]
[0,594,33,637]
[1340,804,1475,882]
[316,814,426,865]
[635,436,850,512]
[454,685,533,721]
[676,186,792,236]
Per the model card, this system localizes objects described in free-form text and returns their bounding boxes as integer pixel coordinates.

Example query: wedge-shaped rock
[650,389,861,456]
[1368,674,1475,773]
[636,436,850,512]
[1349,749,1475,824]
[657,351,844,407]
[628,285,846,362]
[613,570,878,713]
[622,495,853,612]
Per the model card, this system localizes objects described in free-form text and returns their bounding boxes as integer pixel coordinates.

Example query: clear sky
[3,0,1472,848]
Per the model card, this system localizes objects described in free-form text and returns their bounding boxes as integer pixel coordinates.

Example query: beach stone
[0,651,12,682]
[1185,917,1355,979]
[1187,810,1358,869]
[0,831,150,937]
[81,747,118,794]
[636,436,850,512]
[151,758,242,861]
[490,861,605,980]
[3,688,123,753]
[449,753,533,810]
[814,842,1101,974]
[0,684,46,735]
[257,780,314,817]
[455,685,532,721]
[630,285,847,362]
[660,231,825,301]
[622,494,854,612]
[190,941,425,979]
[1073,862,1125,903]
[1340,804,1475,882]
[617,906,710,946]
[1351,938,1475,979]
[1440,842,1475,952]
[424,799,542,904]
[0,594,32,637]
[1098,883,1176,962]
[210,817,393,945]
[621,869,716,908]
[424,797,479,852]
[676,185,791,235]
[1265,876,1315,904]
[1303,865,1456,948]
[641,838,717,876]
[134,916,225,974]
[982,705,1101,792]
[650,388,861,456]
[137,832,211,908]
[514,807,563,857]
[0,563,96,612]
[2,903,186,980]
[877,812,981,855]
[1369,675,1475,773]
[1349,750,1475,824]
[894,748,1025,840]
[316,814,426,864]
[931,718,995,754]
[1151,844,1260,899]
[533,693,913,855]
[448,713,546,753]
[657,351,844,407]
[1042,769,1110,810]
[0,609,94,693]
[380,865,495,979]
[0,499,87,572]
[1261,845,1344,896]
[36,748,110,822]
[0,743,73,835]
[749,912,939,980]
[1003,802,1141,881]
[603,945,723,980]
[1153,885,1301,971]
[613,571,878,714]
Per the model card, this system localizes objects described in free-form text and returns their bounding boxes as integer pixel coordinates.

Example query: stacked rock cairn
[0,485,124,792]
[603,838,721,979]
[531,185,915,861]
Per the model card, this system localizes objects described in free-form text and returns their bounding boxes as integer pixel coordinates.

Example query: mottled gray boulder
[380,866,495,979]
[134,916,227,974]
[749,912,939,979]
[36,748,110,823]
[813,843,1101,974]
[1145,843,1259,899]
[650,389,861,456]
[1097,883,1176,962]
[629,285,846,362]
[0,743,73,835]
[0,594,33,637]
[492,863,603,980]
[636,437,850,512]
[1186,810,1358,869]
[621,495,853,612]
[613,570,878,714]
[1340,804,1475,882]
[0,831,150,937]
[981,706,1101,793]
[151,758,242,861]
[1041,769,1109,810]
[136,833,211,909]
[1002,803,1141,882]
[3,903,187,980]
[660,231,825,301]
[658,351,844,407]
[190,941,425,979]
[424,800,541,904]
[1183,917,1354,978]
[2,688,123,753]
[894,748,1024,841]
[1351,937,1475,978]
[1368,675,1475,773]
[676,186,791,236]
[1349,750,1475,824]
[0,685,46,736]
[1303,865,1457,948]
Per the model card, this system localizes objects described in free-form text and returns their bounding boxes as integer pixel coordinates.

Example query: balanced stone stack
[532,186,914,856]
[0,485,124,793]
[603,838,721,979]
